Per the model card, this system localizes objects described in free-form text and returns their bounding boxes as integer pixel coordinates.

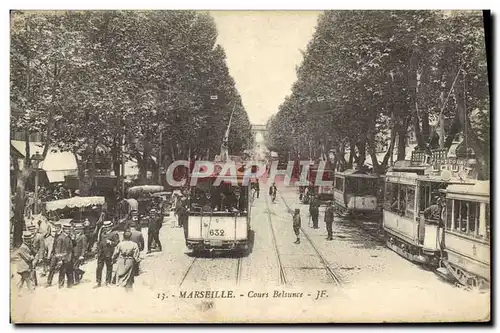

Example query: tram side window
[468,201,479,236]
[452,200,479,235]
[485,204,490,240]
[406,187,415,219]
[445,199,453,230]
[384,182,399,212]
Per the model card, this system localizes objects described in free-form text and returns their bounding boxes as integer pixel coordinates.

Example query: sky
[210,11,321,125]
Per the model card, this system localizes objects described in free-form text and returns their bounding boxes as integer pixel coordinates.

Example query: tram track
[264,193,288,285]
[179,253,244,287]
[276,190,342,286]
[179,257,198,287]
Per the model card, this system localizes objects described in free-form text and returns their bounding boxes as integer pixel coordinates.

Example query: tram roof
[335,169,380,179]
[446,181,490,198]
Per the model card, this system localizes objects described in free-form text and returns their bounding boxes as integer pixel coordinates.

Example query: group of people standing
[291,194,336,245]
[15,213,151,293]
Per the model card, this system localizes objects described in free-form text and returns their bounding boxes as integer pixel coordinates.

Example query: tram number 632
[209,229,225,236]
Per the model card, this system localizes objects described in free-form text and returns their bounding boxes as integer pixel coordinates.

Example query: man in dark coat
[53,223,74,288]
[293,209,301,244]
[127,222,144,276]
[72,223,88,285]
[324,201,335,241]
[309,195,320,229]
[147,209,162,253]
[16,231,35,291]
[27,224,45,286]
[45,222,62,287]
[94,221,120,288]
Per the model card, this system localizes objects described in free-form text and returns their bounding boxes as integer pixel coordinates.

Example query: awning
[45,196,106,211]
[46,171,66,183]
[10,140,77,172]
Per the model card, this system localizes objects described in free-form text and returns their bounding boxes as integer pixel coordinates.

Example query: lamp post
[31,151,44,215]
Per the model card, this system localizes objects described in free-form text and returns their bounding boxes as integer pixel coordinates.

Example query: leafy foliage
[267,10,489,178]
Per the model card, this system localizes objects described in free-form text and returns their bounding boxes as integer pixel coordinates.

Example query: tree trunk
[397,131,406,161]
[453,80,489,180]
[444,112,461,149]
[356,140,366,166]
[111,137,121,178]
[12,168,30,248]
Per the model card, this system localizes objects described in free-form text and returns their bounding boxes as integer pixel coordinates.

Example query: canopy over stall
[45,196,106,212]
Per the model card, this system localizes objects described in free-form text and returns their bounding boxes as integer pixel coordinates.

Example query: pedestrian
[255,179,260,198]
[45,222,62,287]
[147,209,162,253]
[309,195,320,229]
[269,182,277,203]
[324,201,335,241]
[72,223,88,285]
[28,224,45,286]
[16,231,35,292]
[128,222,144,276]
[83,219,94,255]
[94,220,120,288]
[112,230,141,291]
[293,208,301,244]
[179,201,189,243]
[175,195,184,228]
[53,223,74,288]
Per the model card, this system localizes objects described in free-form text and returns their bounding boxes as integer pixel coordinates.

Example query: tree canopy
[267,10,490,179]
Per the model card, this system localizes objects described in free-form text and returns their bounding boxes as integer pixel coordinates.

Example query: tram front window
[190,180,248,214]
[384,182,398,211]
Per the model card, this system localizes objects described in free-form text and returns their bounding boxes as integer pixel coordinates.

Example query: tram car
[185,163,252,254]
[333,169,382,217]
[438,181,490,289]
[299,162,335,204]
[383,148,477,267]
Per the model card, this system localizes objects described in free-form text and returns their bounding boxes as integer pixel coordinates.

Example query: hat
[102,221,113,228]
[150,208,157,213]
[74,223,84,230]
[26,225,37,232]
[62,223,72,230]
[22,231,35,240]
[54,221,62,228]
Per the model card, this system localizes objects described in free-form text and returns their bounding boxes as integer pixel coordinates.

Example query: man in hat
[127,221,144,276]
[28,224,45,286]
[147,209,162,253]
[95,221,119,288]
[292,208,301,244]
[45,221,62,287]
[72,223,88,285]
[83,219,94,254]
[309,195,320,229]
[16,231,35,291]
[324,201,335,241]
[423,196,445,223]
[53,223,74,288]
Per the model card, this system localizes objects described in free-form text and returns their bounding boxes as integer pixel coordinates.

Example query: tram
[299,162,335,204]
[383,148,477,267]
[185,163,252,254]
[333,169,382,217]
[439,181,490,289]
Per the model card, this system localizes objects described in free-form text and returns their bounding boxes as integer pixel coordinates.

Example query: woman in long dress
[112,230,140,290]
